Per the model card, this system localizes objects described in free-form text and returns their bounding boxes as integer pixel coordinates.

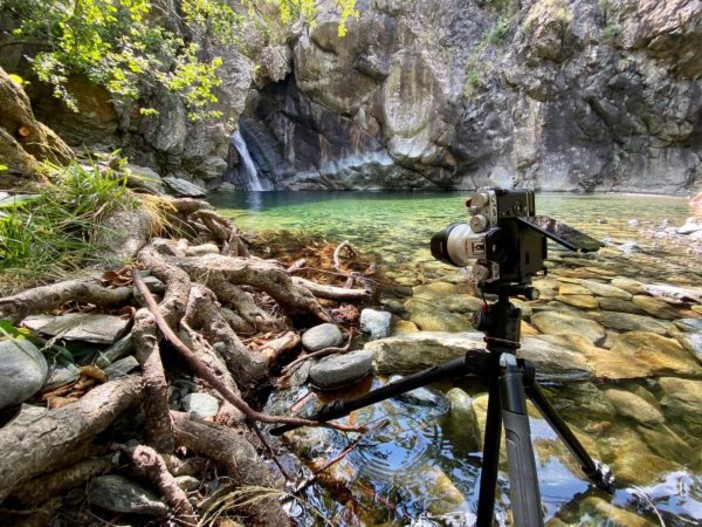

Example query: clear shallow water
[210,191,701,526]
[208,191,693,279]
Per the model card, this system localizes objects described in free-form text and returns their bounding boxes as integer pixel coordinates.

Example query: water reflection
[212,191,701,526]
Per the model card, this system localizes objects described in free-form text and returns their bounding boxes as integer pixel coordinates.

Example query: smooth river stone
[594,312,671,335]
[597,296,645,315]
[631,295,680,319]
[658,377,702,430]
[530,311,606,344]
[610,277,646,295]
[579,280,633,299]
[603,388,664,425]
[600,331,702,379]
[555,294,599,309]
[558,283,591,295]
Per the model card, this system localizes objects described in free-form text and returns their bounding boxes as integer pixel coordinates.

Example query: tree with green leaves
[0,0,358,121]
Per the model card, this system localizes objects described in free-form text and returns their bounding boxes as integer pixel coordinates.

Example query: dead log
[291,276,371,302]
[180,254,332,322]
[171,411,290,526]
[0,376,142,503]
[0,278,132,324]
[133,308,173,452]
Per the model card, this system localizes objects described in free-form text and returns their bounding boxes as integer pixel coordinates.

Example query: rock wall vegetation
[2,0,701,194]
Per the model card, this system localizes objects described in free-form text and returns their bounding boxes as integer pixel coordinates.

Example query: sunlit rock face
[3,0,700,192]
[239,0,702,192]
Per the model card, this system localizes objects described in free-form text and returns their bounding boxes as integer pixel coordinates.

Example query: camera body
[431,188,547,286]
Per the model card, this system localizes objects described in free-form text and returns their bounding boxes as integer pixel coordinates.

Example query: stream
[209,191,702,526]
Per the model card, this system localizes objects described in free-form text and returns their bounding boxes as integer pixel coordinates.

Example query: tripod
[272,284,616,526]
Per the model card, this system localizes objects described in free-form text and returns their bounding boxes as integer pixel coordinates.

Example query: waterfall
[231,131,263,191]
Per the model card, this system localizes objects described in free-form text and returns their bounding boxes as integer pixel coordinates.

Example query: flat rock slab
[0,339,48,410]
[87,475,168,516]
[23,313,130,344]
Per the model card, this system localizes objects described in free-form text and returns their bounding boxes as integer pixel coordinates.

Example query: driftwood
[0,376,142,502]
[132,308,174,452]
[0,279,132,324]
[0,201,376,524]
[171,411,289,527]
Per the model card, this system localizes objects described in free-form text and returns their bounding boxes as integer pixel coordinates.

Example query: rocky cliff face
[3,0,700,194]
[244,0,702,193]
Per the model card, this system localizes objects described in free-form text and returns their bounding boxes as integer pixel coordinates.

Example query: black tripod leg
[477,377,502,527]
[525,381,616,493]
[499,353,544,527]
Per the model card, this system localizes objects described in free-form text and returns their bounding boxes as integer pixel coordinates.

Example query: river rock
[0,339,48,410]
[674,318,702,333]
[594,312,671,335]
[301,323,344,351]
[44,363,80,390]
[518,336,594,382]
[367,332,486,375]
[603,389,664,426]
[676,332,702,361]
[360,308,392,340]
[404,298,474,332]
[602,332,702,379]
[308,349,373,390]
[103,356,139,379]
[530,312,606,344]
[445,388,481,453]
[677,217,702,234]
[610,277,646,295]
[658,377,702,431]
[643,284,702,304]
[22,313,130,344]
[558,283,591,295]
[87,475,168,516]
[637,425,696,464]
[631,295,680,319]
[596,296,645,315]
[579,280,632,299]
[162,176,206,197]
[183,392,220,418]
[555,294,599,309]
[391,318,419,335]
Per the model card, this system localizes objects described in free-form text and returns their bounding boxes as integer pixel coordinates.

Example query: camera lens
[431,223,479,267]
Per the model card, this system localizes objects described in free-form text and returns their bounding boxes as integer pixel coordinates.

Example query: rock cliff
[2,0,700,194]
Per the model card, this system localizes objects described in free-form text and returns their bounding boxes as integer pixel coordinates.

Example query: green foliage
[602,24,621,41]
[1,0,357,121]
[487,16,509,44]
[0,158,136,290]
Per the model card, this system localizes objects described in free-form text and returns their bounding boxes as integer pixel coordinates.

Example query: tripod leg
[477,377,502,527]
[525,380,616,493]
[499,353,544,527]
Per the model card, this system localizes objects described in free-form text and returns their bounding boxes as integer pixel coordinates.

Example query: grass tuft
[0,159,138,293]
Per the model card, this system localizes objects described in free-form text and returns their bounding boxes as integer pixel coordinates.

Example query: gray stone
[308,349,373,390]
[579,280,632,299]
[674,318,702,333]
[301,323,344,351]
[183,392,220,418]
[87,475,168,516]
[677,332,702,361]
[96,335,135,368]
[162,177,207,198]
[44,364,80,390]
[22,313,130,344]
[360,308,392,340]
[0,339,48,410]
[124,163,164,194]
[677,217,702,234]
[103,356,140,379]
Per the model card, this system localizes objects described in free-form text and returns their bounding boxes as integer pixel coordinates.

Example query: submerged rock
[308,349,373,390]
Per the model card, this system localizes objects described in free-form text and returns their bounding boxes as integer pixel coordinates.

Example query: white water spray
[231,131,263,191]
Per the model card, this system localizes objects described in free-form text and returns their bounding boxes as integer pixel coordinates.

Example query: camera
[431,188,603,288]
